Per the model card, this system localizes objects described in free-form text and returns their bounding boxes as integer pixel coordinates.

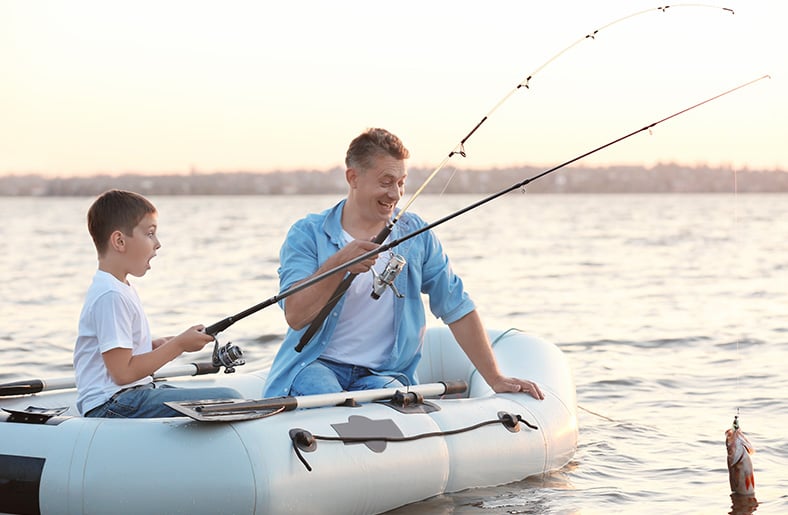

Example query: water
[1,193,786,514]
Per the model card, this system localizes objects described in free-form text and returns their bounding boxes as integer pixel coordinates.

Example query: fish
[725,416,755,497]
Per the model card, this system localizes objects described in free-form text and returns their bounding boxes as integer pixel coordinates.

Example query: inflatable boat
[0,327,577,515]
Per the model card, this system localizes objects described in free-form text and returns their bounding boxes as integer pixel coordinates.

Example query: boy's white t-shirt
[73,270,153,415]
[321,231,396,369]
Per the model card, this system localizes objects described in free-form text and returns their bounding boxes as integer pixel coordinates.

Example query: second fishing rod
[202,74,769,358]
[292,4,739,351]
[292,75,768,351]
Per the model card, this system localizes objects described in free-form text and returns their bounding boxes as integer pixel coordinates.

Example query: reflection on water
[729,494,759,515]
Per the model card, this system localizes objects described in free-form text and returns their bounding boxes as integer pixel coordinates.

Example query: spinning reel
[211,337,245,373]
[371,254,406,299]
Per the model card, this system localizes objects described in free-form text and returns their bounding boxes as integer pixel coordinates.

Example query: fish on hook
[725,415,756,497]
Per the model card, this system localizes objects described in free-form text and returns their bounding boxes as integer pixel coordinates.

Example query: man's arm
[448,310,545,400]
[284,239,380,330]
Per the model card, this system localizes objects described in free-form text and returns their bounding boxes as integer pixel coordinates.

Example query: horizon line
[2,161,787,179]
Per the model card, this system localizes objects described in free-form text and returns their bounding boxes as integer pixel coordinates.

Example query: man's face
[350,154,407,224]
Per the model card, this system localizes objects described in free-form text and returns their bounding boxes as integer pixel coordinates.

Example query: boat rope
[289,411,538,472]
[294,3,738,350]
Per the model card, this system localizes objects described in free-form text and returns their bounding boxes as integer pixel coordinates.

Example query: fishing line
[577,404,618,423]
[295,3,738,348]
[204,74,769,342]
[731,167,747,427]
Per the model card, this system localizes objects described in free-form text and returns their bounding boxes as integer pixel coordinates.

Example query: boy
[74,189,241,417]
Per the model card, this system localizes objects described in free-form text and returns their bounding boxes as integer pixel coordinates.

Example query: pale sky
[1,0,785,177]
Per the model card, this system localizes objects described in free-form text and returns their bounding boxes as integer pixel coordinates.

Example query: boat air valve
[212,338,245,373]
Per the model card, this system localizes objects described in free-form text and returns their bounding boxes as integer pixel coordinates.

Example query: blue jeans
[85,383,242,418]
[290,358,404,396]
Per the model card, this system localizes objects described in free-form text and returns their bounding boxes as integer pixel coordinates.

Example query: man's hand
[490,376,545,400]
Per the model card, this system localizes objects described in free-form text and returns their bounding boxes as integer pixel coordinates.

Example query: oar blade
[164,398,288,422]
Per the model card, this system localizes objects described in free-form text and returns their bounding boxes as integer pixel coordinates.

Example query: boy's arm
[152,336,173,349]
[102,325,213,385]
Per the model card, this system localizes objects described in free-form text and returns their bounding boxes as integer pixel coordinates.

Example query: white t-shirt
[321,232,396,369]
[73,270,153,415]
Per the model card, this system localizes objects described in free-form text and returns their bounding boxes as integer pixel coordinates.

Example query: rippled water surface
[2,193,786,514]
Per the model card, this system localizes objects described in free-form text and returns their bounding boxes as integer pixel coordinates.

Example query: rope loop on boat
[289,411,538,472]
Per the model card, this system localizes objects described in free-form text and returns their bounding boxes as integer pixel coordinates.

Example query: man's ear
[346,167,358,188]
[110,230,126,252]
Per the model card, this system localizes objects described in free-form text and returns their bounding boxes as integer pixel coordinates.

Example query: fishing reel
[371,254,406,299]
[212,338,245,373]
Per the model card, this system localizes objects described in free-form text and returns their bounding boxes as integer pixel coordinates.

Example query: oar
[0,361,220,397]
[164,380,468,422]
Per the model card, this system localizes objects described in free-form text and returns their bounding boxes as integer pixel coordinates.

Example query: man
[264,128,544,401]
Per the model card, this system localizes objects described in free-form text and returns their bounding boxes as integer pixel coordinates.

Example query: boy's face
[124,212,160,277]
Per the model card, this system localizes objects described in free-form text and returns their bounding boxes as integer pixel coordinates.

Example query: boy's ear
[109,230,126,252]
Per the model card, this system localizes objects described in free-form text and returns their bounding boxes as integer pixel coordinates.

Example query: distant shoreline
[2,164,787,196]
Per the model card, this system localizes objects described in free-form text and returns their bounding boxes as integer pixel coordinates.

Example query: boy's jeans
[85,383,241,418]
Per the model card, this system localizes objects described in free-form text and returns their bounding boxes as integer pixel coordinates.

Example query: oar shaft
[193,380,468,414]
[296,380,466,409]
[0,361,220,397]
[0,377,74,397]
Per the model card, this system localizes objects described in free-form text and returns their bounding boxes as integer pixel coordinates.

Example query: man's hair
[87,189,157,255]
[345,128,410,170]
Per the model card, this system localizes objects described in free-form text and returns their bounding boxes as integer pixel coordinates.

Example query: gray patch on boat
[331,415,403,452]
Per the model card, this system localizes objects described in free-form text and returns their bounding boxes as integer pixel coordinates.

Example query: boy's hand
[173,324,215,353]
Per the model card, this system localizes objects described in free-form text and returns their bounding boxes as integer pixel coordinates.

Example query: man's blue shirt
[263,199,475,397]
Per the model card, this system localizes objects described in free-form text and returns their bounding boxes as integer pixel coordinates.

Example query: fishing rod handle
[295,272,357,352]
[295,222,394,352]
[205,318,234,336]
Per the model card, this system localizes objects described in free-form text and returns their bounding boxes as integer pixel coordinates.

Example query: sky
[1,0,785,177]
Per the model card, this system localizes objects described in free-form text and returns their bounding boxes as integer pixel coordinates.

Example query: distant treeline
[2,164,787,196]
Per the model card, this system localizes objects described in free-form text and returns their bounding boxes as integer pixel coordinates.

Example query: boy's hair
[87,189,157,255]
[345,128,410,171]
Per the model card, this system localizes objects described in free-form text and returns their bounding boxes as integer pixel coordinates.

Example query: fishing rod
[201,74,768,353]
[294,3,737,350]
